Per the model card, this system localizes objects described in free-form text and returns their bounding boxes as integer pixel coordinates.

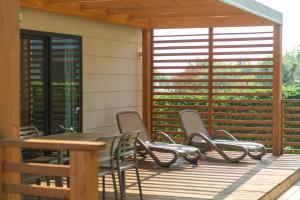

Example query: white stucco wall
[20,8,143,133]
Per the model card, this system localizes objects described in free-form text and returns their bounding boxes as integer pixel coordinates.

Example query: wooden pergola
[0,0,283,200]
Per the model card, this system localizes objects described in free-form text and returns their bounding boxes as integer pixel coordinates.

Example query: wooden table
[40,132,119,186]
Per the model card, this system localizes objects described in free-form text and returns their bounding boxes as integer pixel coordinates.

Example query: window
[20,30,82,135]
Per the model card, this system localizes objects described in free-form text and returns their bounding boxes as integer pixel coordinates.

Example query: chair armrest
[187,132,211,145]
[212,130,237,141]
[151,132,176,144]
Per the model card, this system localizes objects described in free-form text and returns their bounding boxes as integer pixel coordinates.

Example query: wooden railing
[283,99,300,153]
[0,139,105,200]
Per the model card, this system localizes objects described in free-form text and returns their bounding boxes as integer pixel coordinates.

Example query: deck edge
[259,167,300,200]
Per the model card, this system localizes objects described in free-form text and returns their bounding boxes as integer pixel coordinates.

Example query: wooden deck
[25,152,300,200]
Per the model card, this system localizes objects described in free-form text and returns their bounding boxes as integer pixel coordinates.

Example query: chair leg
[117,169,124,200]
[46,176,50,186]
[67,177,70,187]
[135,167,143,200]
[102,176,105,200]
[122,171,126,197]
[111,172,119,200]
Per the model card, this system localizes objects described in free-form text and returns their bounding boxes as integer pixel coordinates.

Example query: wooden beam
[272,25,283,155]
[150,15,275,28]
[142,29,154,139]
[0,0,21,199]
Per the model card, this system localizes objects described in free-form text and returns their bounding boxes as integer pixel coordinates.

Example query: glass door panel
[20,37,46,134]
[50,37,81,133]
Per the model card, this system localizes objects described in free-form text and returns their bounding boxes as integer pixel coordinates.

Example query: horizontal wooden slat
[284,121,300,125]
[154,39,209,43]
[213,99,272,104]
[213,92,273,97]
[153,92,208,96]
[154,66,209,69]
[154,79,209,83]
[284,135,300,139]
[284,107,300,111]
[283,128,300,132]
[4,184,70,199]
[213,65,273,69]
[283,99,300,103]
[213,44,273,49]
[213,37,273,42]
[213,106,272,111]
[154,86,208,89]
[212,79,273,82]
[154,52,209,56]
[153,118,180,122]
[154,124,181,128]
[213,58,273,62]
[153,72,209,76]
[214,31,273,36]
[231,133,272,139]
[213,112,272,117]
[213,86,273,89]
[213,72,273,76]
[154,33,209,37]
[154,59,209,63]
[154,99,209,103]
[284,142,300,147]
[0,139,105,151]
[4,162,70,177]
[213,126,272,131]
[284,114,300,118]
[153,111,208,116]
[154,45,209,50]
[213,51,273,55]
[153,105,208,109]
[213,119,272,125]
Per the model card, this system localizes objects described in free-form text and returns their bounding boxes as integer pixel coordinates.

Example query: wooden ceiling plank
[103,6,243,18]
[80,0,219,10]
[21,0,150,28]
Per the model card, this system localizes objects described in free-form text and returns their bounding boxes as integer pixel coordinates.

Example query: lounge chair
[179,110,267,163]
[116,111,201,167]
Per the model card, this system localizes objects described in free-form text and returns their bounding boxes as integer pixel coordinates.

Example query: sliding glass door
[20,30,82,135]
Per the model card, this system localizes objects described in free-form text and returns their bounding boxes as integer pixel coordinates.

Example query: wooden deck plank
[23,152,300,200]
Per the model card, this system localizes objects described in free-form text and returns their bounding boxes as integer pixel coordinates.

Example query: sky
[256,0,300,52]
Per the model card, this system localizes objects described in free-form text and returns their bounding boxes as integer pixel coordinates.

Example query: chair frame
[116,111,201,167]
[98,135,120,200]
[114,131,143,200]
[179,110,267,163]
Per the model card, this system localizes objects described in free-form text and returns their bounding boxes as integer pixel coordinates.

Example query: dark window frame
[20,29,83,135]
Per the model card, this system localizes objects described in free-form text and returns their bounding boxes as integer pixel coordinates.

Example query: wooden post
[142,29,154,138]
[70,150,99,200]
[208,27,214,135]
[0,0,21,200]
[272,25,283,155]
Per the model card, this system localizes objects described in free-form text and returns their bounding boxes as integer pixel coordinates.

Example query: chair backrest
[179,110,209,139]
[20,126,41,139]
[116,111,148,142]
[96,135,121,163]
[115,131,140,161]
[20,126,42,160]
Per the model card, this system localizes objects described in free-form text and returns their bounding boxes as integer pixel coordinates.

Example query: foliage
[283,45,300,85]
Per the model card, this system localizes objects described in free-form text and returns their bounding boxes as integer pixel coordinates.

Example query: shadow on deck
[25,152,300,200]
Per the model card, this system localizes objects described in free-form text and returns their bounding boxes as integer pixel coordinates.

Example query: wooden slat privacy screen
[152,27,274,147]
[283,99,300,152]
